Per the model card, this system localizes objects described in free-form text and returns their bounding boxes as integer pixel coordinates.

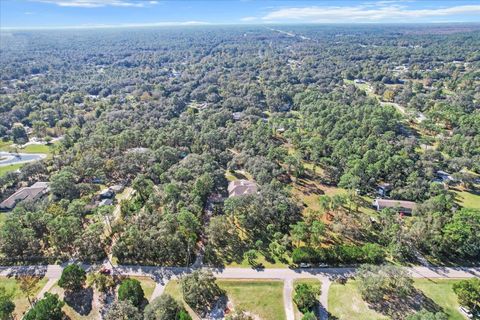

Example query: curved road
[0,152,47,167]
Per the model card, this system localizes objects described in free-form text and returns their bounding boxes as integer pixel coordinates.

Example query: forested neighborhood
[0,22,479,320]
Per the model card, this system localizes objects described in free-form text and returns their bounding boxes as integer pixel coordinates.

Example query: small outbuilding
[377,183,393,197]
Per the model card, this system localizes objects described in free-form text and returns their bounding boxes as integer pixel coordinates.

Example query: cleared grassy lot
[218,279,286,320]
[165,279,286,320]
[329,280,387,320]
[329,279,465,320]
[0,276,48,318]
[413,279,464,320]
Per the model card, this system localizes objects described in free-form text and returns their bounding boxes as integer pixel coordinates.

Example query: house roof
[374,199,416,211]
[228,179,257,197]
[0,182,49,210]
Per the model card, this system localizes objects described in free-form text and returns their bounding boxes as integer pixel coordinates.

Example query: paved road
[283,278,295,320]
[2,264,478,320]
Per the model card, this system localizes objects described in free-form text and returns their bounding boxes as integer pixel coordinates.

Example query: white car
[459,306,473,319]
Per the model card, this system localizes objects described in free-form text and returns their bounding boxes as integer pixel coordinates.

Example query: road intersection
[1,264,478,320]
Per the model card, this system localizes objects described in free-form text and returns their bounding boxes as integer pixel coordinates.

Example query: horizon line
[2,21,480,31]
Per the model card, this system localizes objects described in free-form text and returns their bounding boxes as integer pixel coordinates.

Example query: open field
[218,279,286,320]
[0,276,48,318]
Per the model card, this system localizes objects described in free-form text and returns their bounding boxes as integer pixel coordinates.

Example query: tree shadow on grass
[64,287,93,316]
[368,289,443,320]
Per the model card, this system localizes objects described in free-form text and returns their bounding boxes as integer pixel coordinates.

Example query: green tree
[301,311,317,320]
[0,287,15,320]
[356,264,413,303]
[23,293,65,320]
[453,278,480,314]
[293,283,320,313]
[443,208,480,260]
[144,294,190,320]
[12,124,28,144]
[58,264,86,292]
[180,270,224,314]
[118,278,145,308]
[87,273,114,293]
[17,275,41,307]
[49,169,79,200]
[105,300,142,320]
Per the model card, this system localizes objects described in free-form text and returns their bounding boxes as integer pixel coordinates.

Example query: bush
[293,283,320,313]
[118,278,145,308]
[292,243,385,265]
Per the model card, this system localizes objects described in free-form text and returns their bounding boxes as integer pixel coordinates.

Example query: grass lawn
[0,142,55,155]
[293,278,321,320]
[0,140,13,151]
[0,276,48,318]
[453,189,480,209]
[414,279,464,320]
[328,280,388,320]
[0,212,7,228]
[0,163,24,177]
[218,279,286,320]
[129,276,156,301]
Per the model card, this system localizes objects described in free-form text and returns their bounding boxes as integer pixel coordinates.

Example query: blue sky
[2,0,480,29]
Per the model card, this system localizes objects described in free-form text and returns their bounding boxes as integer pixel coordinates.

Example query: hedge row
[292,243,385,265]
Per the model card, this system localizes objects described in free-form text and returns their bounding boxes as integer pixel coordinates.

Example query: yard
[329,279,465,320]
[164,279,286,320]
[413,279,465,320]
[0,276,48,318]
[453,189,480,209]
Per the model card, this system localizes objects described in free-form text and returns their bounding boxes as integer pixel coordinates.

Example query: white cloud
[2,20,213,30]
[241,16,257,22]
[34,0,159,8]
[262,4,480,23]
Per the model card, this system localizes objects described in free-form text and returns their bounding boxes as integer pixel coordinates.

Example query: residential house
[373,198,416,215]
[228,179,258,198]
[0,182,49,211]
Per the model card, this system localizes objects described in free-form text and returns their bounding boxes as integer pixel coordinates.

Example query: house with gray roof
[228,179,258,198]
[0,182,49,211]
